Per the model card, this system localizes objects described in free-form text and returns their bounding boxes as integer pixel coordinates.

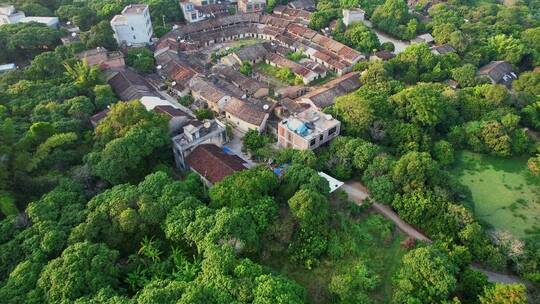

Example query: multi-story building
[180,1,206,23]
[277,106,340,150]
[172,119,228,169]
[180,0,230,23]
[238,0,265,13]
[110,4,153,46]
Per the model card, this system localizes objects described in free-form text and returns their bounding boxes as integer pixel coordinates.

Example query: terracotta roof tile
[186,144,247,184]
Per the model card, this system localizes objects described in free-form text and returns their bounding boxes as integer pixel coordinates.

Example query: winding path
[341,181,524,284]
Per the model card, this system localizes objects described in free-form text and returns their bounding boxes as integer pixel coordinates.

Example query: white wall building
[0,6,25,25]
[110,4,153,46]
[0,5,59,28]
[19,16,59,28]
[180,2,206,23]
[342,8,365,26]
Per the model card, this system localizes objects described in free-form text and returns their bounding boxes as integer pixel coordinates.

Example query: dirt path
[471,264,523,284]
[342,182,431,242]
[341,181,524,284]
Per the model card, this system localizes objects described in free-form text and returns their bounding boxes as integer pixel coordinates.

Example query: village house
[189,76,232,112]
[76,47,125,70]
[299,72,361,109]
[155,52,197,97]
[342,8,365,26]
[370,50,395,61]
[223,43,269,66]
[238,0,266,13]
[212,65,269,98]
[277,105,341,150]
[159,13,364,76]
[153,105,191,135]
[276,86,309,99]
[185,144,250,186]
[0,5,59,27]
[265,53,323,84]
[110,4,153,46]
[288,0,315,11]
[224,97,272,133]
[19,16,59,28]
[172,119,228,169]
[106,68,156,101]
[431,44,456,55]
[412,33,435,45]
[273,6,312,25]
[478,61,517,88]
[90,108,110,128]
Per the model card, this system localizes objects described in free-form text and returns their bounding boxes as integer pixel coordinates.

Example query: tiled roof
[431,44,456,55]
[106,68,155,101]
[233,43,269,62]
[224,97,268,126]
[186,144,248,184]
[154,105,188,118]
[302,72,361,108]
[478,61,515,83]
[373,50,395,60]
[90,108,110,127]
[189,76,229,103]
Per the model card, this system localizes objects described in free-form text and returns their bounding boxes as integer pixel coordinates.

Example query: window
[191,13,197,20]
[310,138,316,147]
[131,26,134,31]
[329,127,337,136]
[133,35,136,40]
[319,134,324,142]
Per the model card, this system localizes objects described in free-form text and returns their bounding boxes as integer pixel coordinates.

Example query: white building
[0,5,59,28]
[342,8,365,26]
[180,2,206,23]
[19,16,59,28]
[0,63,16,74]
[0,6,25,25]
[110,4,153,46]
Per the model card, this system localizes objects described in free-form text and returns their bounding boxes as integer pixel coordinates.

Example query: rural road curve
[342,182,431,242]
[341,181,524,284]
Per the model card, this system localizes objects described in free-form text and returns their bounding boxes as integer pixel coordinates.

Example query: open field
[452,151,540,238]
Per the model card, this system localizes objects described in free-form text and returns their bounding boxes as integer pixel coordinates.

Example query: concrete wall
[111,8,152,45]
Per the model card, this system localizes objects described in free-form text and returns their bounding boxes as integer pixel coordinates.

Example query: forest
[1,0,540,302]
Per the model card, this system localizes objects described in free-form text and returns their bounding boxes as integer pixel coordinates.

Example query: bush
[380,41,395,52]
[194,109,213,120]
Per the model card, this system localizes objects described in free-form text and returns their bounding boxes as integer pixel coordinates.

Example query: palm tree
[64,60,102,91]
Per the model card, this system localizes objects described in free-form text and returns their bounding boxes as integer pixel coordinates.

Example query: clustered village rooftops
[158,12,364,75]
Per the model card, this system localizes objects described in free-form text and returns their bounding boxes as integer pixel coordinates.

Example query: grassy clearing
[255,63,303,86]
[260,204,406,304]
[451,150,540,238]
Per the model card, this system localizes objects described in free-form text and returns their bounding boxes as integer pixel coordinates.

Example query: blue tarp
[222,146,233,154]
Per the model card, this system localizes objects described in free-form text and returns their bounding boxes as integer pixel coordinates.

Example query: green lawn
[255,63,303,86]
[451,151,540,238]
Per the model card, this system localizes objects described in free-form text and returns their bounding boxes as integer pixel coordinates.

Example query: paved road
[342,181,524,284]
[360,20,410,54]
